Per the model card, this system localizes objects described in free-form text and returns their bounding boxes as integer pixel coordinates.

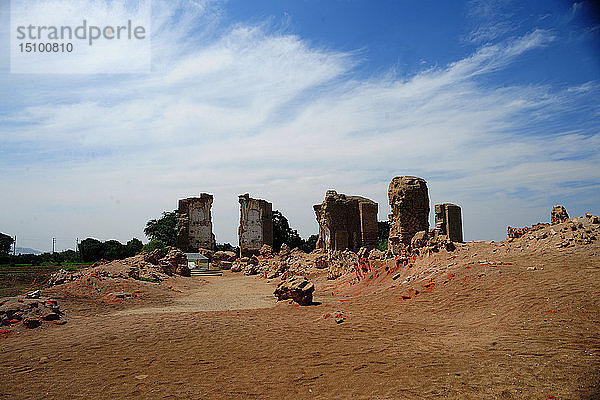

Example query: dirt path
[117,273,278,315]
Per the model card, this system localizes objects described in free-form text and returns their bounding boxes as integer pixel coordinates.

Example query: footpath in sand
[117,274,277,314]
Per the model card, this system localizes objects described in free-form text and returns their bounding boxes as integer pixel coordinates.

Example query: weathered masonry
[434,203,463,243]
[388,176,430,247]
[238,194,274,257]
[313,190,378,252]
[176,193,216,252]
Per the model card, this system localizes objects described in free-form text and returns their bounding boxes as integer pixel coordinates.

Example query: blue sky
[1,0,599,251]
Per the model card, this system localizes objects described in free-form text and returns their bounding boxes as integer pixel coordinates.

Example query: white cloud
[1,2,599,251]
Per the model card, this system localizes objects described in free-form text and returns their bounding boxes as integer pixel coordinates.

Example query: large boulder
[551,205,569,225]
[213,251,237,262]
[274,276,315,306]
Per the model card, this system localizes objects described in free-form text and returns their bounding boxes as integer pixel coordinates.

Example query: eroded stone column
[176,193,216,252]
[238,194,273,257]
[434,203,463,243]
[388,176,430,246]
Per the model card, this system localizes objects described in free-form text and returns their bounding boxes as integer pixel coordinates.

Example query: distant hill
[15,247,43,255]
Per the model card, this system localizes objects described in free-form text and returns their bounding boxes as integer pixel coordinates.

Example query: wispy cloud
[1,1,599,250]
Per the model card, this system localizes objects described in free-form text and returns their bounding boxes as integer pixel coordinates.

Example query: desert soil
[1,237,600,399]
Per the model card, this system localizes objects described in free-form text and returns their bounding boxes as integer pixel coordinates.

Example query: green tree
[0,233,14,255]
[272,210,304,251]
[142,239,166,256]
[126,238,143,257]
[79,238,105,262]
[272,210,316,252]
[103,240,126,261]
[300,234,318,253]
[144,211,177,246]
[377,221,390,251]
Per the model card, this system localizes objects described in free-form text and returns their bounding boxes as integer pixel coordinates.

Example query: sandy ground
[1,237,600,399]
[117,274,278,314]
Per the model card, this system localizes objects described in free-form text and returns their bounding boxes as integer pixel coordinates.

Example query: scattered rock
[279,244,292,259]
[243,264,259,276]
[259,244,273,258]
[23,318,41,329]
[143,249,163,265]
[213,251,237,262]
[368,249,385,260]
[220,261,233,270]
[314,255,328,269]
[266,270,279,280]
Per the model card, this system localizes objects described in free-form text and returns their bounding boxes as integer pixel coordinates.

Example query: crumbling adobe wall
[388,176,430,247]
[435,203,463,243]
[314,190,378,252]
[176,194,216,252]
[238,194,273,257]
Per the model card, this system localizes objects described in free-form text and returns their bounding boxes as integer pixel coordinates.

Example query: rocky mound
[49,247,190,287]
[0,292,64,331]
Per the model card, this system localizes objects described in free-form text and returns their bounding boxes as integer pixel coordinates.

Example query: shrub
[142,239,166,257]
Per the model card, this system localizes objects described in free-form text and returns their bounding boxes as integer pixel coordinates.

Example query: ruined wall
[314,190,378,252]
[551,205,569,225]
[359,201,379,249]
[434,203,463,243]
[176,193,215,252]
[388,176,430,247]
[238,194,273,257]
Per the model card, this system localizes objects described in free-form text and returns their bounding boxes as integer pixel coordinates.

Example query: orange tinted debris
[0,329,12,338]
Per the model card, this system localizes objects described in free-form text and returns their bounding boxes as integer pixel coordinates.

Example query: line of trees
[0,235,145,265]
[78,238,143,262]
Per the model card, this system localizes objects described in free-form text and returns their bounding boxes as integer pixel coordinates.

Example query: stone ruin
[176,193,216,252]
[313,190,378,252]
[387,176,430,251]
[238,194,274,257]
[551,205,569,225]
[434,203,463,243]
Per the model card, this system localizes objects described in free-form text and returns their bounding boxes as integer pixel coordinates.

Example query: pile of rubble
[506,208,599,248]
[49,247,190,287]
[507,223,549,239]
[198,248,237,270]
[0,291,64,329]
